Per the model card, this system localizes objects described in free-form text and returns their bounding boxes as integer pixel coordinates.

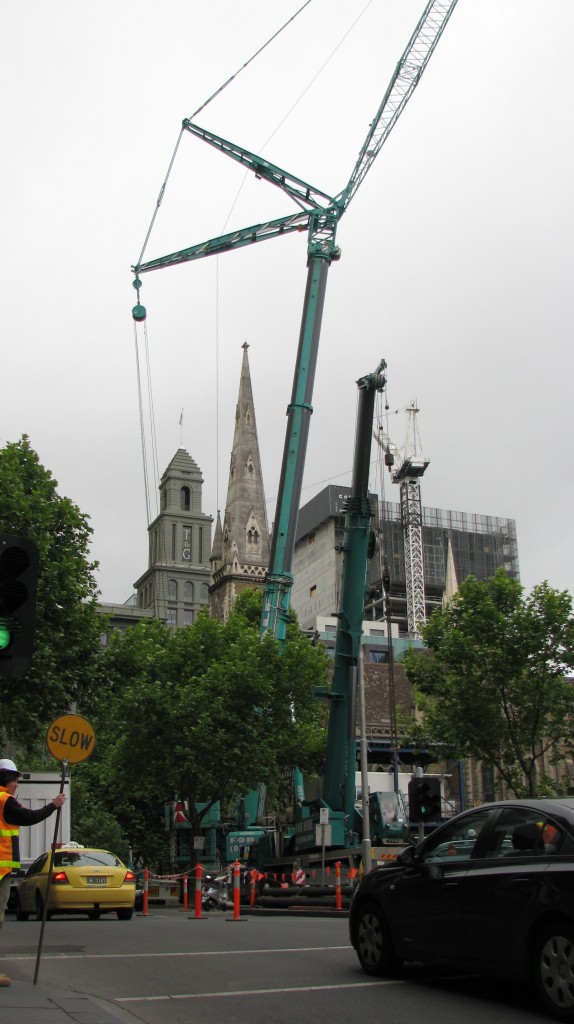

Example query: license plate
[87,876,107,885]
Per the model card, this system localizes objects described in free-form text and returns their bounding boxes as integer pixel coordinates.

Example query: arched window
[180,486,190,510]
[200,583,209,604]
[247,527,260,551]
[184,581,194,604]
[168,579,177,602]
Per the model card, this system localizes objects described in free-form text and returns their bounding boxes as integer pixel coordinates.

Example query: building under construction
[290,484,520,637]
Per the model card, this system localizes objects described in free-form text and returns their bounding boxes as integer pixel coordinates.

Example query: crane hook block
[132,304,147,323]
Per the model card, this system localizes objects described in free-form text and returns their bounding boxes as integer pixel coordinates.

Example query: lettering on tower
[182,527,191,561]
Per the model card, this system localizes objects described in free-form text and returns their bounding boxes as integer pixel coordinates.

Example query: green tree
[0,437,102,744]
[90,593,328,866]
[403,570,574,797]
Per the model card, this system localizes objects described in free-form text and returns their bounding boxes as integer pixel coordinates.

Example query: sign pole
[34,759,68,985]
[33,713,96,985]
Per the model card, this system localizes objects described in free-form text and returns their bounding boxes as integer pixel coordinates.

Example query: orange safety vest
[0,789,20,877]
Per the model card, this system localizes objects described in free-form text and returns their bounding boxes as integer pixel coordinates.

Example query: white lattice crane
[376,402,429,639]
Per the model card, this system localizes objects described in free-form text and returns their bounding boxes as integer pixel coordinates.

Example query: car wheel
[35,892,44,921]
[87,910,101,920]
[534,920,574,1021]
[117,908,134,921]
[15,895,29,922]
[355,900,402,977]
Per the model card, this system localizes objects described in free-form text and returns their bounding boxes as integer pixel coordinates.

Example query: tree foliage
[88,591,329,865]
[403,570,574,797]
[0,437,102,744]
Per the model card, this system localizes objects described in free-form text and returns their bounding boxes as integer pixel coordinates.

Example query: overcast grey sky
[1,1,572,604]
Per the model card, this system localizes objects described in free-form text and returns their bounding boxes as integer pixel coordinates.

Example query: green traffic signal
[0,535,39,678]
[408,777,442,823]
[0,621,10,650]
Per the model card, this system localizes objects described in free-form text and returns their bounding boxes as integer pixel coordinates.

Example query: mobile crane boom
[132,1,459,642]
[322,361,387,821]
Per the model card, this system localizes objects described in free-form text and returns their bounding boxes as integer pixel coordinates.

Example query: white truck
[355,770,455,862]
[6,771,71,913]
[16,771,71,860]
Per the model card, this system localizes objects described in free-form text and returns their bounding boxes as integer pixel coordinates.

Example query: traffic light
[0,534,39,679]
[408,777,442,823]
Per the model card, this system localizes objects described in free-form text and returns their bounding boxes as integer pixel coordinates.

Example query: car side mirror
[397,845,416,867]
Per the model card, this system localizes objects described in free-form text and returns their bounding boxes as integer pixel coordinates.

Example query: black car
[349,799,574,1021]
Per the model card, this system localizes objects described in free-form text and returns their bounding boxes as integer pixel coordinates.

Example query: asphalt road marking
[117,980,403,1003]
[1,944,352,961]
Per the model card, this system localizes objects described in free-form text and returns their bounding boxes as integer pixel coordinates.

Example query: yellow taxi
[15,844,136,920]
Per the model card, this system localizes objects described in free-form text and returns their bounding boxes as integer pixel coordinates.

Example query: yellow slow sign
[46,714,96,764]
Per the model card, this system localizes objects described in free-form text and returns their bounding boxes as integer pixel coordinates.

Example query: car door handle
[511,877,532,884]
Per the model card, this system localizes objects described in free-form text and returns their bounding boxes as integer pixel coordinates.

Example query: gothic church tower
[209,344,270,621]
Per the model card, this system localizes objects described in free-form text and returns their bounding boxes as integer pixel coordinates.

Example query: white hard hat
[0,758,19,773]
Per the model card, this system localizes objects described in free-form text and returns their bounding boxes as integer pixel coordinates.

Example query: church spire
[209,344,270,621]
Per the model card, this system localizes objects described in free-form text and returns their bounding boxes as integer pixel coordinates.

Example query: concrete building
[291,483,520,636]
[133,448,213,628]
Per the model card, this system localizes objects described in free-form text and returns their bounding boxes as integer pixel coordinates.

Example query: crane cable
[134,0,316,544]
[134,319,152,526]
[214,0,374,511]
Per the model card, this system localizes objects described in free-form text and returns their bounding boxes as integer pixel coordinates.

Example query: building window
[310,585,317,598]
[184,581,194,603]
[247,527,260,551]
[168,579,177,602]
[181,486,191,511]
[198,527,203,563]
[172,523,176,561]
[161,489,167,510]
[200,583,209,604]
[364,647,388,664]
[183,609,194,626]
[166,608,177,626]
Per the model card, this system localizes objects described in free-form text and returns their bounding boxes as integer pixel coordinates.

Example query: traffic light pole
[415,766,424,844]
[357,648,372,875]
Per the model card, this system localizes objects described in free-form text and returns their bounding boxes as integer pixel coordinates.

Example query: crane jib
[131,0,460,653]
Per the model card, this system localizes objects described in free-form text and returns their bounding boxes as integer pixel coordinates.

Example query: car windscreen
[54,851,121,868]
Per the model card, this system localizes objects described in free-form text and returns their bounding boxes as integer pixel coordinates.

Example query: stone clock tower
[209,343,270,621]
[134,449,213,627]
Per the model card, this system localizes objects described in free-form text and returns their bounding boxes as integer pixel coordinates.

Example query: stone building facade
[133,448,213,628]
